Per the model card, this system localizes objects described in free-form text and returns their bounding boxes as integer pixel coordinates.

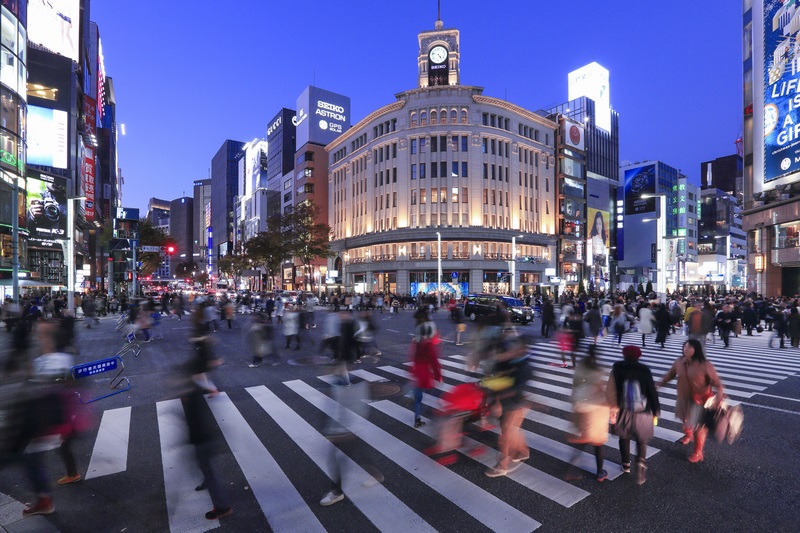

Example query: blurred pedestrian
[659,339,723,463]
[181,378,232,520]
[637,302,654,348]
[283,307,301,350]
[606,345,660,485]
[566,345,610,482]
[484,337,532,477]
[654,303,672,348]
[410,309,441,428]
[247,314,278,367]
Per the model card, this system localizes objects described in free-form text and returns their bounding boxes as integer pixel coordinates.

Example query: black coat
[609,359,661,416]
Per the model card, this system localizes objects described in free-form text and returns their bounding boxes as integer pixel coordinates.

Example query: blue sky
[91,1,742,213]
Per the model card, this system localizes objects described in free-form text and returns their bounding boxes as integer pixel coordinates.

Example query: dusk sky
[90,1,742,213]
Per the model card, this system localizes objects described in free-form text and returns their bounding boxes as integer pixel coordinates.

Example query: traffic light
[167,245,176,256]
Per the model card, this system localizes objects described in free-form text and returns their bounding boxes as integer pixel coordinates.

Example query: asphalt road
[0,307,798,532]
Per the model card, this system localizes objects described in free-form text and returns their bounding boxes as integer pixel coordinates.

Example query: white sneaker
[320,490,344,506]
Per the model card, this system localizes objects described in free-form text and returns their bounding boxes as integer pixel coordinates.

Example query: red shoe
[23,497,54,516]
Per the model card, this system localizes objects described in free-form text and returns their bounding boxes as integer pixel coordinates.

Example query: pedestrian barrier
[115,332,142,357]
[70,356,130,404]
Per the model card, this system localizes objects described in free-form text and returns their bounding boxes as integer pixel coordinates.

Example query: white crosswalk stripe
[67,330,797,532]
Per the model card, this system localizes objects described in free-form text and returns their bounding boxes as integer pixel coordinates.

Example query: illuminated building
[325,17,556,297]
[742,1,800,295]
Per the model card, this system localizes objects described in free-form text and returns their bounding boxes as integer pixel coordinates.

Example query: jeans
[413,388,424,421]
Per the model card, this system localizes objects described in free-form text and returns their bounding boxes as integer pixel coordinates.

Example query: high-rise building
[210,139,245,273]
[169,197,194,266]
[547,62,620,293]
[0,2,27,300]
[618,161,691,295]
[266,108,296,218]
[700,154,743,204]
[742,2,800,295]
[235,138,269,247]
[147,198,171,226]
[325,16,557,297]
[193,179,211,267]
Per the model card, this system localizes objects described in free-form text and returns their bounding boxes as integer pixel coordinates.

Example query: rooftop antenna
[438,0,441,21]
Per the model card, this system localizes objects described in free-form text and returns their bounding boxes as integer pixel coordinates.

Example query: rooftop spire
[435,0,443,29]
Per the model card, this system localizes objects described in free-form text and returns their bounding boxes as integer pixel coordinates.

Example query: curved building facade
[326,21,557,297]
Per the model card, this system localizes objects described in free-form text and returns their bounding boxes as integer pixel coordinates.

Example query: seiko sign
[267,116,282,136]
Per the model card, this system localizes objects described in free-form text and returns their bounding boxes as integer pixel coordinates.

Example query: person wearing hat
[606,345,660,485]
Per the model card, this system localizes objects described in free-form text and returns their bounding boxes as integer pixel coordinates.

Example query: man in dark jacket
[742,303,758,336]
[606,345,660,485]
[715,304,735,348]
[541,299,556,338]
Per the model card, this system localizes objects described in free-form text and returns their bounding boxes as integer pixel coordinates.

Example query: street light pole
[436,232,442,308]
[11,177,19,305]
[511,234,523,296]
[66,196,86,315]
[642,194,666,303]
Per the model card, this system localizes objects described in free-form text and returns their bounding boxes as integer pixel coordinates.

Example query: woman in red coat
[411,309,442,428]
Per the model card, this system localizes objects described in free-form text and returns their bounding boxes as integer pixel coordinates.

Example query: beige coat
[570,362,610,445]
[660,356,723,422]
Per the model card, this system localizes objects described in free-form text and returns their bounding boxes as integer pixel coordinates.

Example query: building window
[461,135,468,152]
[483,189,488,204]
[411,190,417,205]
[482,138,488,154]
[393,192,397,207]
[421,189,427,204]
[411,164,417,179]
[431,188,439,203]
[462,162,468,178]
[452,135,459,151]
[451,187,459,203]
[411,138,417,154]
[420,163,426,179]
[431,162,438,178]
[431,136,438,152]
[451,162,459,178]
[483,163,488,179]
[441,187,447,203]
[462,187,468,203]
[393,168,397,182]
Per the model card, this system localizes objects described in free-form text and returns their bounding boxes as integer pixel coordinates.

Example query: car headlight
[512,308,523,314]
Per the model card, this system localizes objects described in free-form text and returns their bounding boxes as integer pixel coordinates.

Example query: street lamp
[436,232,442,308]
[641,194,667,302]
[66,196,87,315]
[511,234,523,296]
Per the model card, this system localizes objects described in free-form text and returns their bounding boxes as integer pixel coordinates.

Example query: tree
[246,216,293,291]
[137,219,169,277]
[283,201,334,293]
[217,254,248,289]
[175,261,199,279]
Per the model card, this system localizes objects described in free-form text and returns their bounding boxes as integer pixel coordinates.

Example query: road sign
[141,245,160,252]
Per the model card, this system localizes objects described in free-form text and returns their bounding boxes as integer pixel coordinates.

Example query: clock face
[429,45,448,64]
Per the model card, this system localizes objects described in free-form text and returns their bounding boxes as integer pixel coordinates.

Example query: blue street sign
[451,272,458,279]
[71,357,119,379]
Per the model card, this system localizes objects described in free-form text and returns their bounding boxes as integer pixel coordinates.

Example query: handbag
[703,397,744,444]
[612,409,636,439]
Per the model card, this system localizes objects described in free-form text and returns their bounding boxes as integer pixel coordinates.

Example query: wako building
[326,18,557,297]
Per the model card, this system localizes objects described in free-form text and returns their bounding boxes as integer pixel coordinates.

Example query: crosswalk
[44,331,799,531]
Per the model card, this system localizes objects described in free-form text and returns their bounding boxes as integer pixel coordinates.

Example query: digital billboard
[27,0,80,62]
[295,86,350,148]
[27,105,68,169]
[27,171,67,240]
[763,0,800,183]
[623,164,656,215]
[587,208,609,269]
[568,62,611,132]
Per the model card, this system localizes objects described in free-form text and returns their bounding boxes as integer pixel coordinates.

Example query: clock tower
[418,17,460,88]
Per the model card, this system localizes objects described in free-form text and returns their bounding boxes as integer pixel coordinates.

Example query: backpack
[623,378,647,412]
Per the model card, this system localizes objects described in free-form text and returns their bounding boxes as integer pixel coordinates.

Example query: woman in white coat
[638,302,655,348]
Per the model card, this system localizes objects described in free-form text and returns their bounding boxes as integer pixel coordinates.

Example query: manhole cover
[369,382,403,399]
[288,355,333,366]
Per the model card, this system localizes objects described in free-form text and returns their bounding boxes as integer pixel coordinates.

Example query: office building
[210,139,245,273]
[193,179,211,267]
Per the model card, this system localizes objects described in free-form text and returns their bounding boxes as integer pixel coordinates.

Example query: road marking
[752,392,800,403]
[86,406,132,480]
[155,400,213,533]
[739,402,800,415]
[247,386,436,533]
[369,398,591,508]
[386,329,399,333]
[285,380,541,532]
[205,392,324,532]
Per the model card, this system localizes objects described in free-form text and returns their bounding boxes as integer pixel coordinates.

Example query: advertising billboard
[623,164,656,215]
[763,0,800,183]
[83,144,96,222]
[27,105,68,169]
[568,62,611,132]
[295,86,350,148]
[587,208,609,269]
[562,120,585,151]
[27,0,80,62]
[26,171,67,240]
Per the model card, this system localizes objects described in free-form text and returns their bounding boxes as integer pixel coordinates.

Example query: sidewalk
[0,492,59,533]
